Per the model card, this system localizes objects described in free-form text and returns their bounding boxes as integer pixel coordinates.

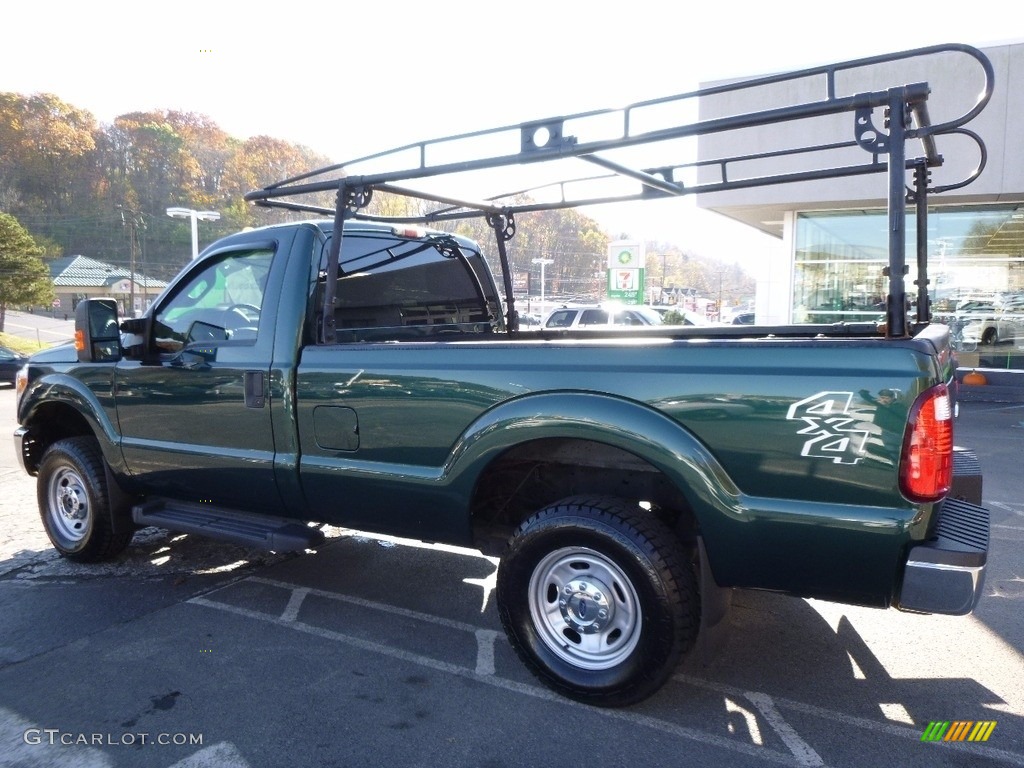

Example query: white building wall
[694,41,1024,324]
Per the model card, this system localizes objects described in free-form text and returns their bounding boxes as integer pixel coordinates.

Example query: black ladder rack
[245,43,994,342]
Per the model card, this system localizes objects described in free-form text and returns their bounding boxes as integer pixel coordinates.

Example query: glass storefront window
[793,205,1024,360]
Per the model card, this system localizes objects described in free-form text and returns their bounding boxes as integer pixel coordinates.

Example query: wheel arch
[443,392,742,551]
[18,372,122,476]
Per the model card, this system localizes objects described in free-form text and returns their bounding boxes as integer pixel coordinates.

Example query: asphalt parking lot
[1,383,1022,767]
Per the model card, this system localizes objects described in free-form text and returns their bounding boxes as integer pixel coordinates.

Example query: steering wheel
[226,303,261,325]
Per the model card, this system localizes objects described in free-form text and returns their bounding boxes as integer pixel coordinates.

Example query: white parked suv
[543,305,666,329]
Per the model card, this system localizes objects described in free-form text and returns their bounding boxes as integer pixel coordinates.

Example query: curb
[956,369,1024,404]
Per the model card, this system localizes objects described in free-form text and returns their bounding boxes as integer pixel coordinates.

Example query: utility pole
[118,207,144,316]
[661,253,668,303]
[717,269,726,321]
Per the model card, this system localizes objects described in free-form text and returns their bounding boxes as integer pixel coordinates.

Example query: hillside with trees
[0,91,753,309]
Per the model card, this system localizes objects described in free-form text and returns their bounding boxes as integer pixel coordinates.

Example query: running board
[132,499,326,552]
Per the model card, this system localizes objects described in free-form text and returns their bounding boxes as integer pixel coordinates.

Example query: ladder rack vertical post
[914,162,932,324]
[886,88,909,338]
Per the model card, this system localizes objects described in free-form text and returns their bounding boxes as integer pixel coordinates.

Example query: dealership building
[696,40,1023,369]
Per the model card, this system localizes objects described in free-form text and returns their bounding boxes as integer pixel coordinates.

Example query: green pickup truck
[13,44,992,706]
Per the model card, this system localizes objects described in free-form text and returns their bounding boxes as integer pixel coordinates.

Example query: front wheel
[37,437,133,562]
[496,496,698,707]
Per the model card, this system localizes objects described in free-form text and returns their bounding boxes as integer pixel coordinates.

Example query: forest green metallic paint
[293,343,931,603]
[13,222,957,610]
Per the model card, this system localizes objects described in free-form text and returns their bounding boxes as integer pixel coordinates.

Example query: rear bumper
[897,496,989,615]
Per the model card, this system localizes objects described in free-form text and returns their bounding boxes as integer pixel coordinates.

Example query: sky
[3,0,1020,276]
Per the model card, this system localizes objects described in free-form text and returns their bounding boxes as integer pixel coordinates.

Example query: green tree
[0,212,53,331]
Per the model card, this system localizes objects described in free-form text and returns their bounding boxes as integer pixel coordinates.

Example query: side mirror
[74,298,122,363]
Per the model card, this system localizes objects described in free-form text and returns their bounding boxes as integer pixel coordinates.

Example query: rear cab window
[316,227,502,343]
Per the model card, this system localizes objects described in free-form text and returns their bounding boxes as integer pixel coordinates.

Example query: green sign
[606,241,645,304]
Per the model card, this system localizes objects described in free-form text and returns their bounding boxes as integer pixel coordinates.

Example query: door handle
[244,370,266,408]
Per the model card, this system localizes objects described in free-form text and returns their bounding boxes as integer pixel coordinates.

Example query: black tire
[37,437,133,562]
[981,327,997,346]
[496,496,698,707]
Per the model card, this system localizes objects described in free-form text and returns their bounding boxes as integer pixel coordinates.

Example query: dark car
[0,345,29,385]
[731,312,755,325]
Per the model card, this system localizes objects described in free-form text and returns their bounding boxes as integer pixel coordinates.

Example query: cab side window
[152,250,273,353]
[580,309,609,326]
[546,310,575,328]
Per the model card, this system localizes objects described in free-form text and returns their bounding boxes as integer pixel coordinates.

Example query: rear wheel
[496,496,698,707]
[37,437,133,562]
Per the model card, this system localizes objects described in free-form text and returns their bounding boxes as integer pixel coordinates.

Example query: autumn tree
[0,89,749,300]
[0,93,99,215]
[0,212,53,331]
[448,197,610,301]
[219,135,334,229]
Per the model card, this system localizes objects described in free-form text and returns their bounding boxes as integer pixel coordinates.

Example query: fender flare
[18,371,125,475]
[442,391,747,528]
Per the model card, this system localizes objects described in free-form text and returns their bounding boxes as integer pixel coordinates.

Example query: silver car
[543,305,666,329]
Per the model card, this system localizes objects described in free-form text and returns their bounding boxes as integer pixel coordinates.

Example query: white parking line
[248,576,483,634]
[746,692,824,767]
[725,697,764,744]
[990,501,1024,518]
[192,576,1024,767]
[677,673,1024,767]
[0,707,108,768]
[474,629,498,676]
[188,594,802,766]
[279,587,309,622]
[168,742,250,768]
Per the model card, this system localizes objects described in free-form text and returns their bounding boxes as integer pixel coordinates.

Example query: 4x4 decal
[786,391,877,465]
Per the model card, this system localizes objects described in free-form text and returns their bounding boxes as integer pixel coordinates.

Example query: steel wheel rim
[527,546,642,670]
[47,466,90,544]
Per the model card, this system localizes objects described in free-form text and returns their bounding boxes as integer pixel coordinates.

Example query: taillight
[899,383,953,502]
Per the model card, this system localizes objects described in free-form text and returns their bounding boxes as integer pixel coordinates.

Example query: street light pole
[532,257,554,310]
[166,207,221,260]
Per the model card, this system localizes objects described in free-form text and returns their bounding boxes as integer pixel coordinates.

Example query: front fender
[17,368,125,476]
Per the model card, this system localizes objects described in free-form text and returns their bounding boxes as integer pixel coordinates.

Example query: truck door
[113,244,284,512]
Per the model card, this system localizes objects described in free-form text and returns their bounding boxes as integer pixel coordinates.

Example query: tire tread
[498,495,698,706]
[38,436,133,562]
